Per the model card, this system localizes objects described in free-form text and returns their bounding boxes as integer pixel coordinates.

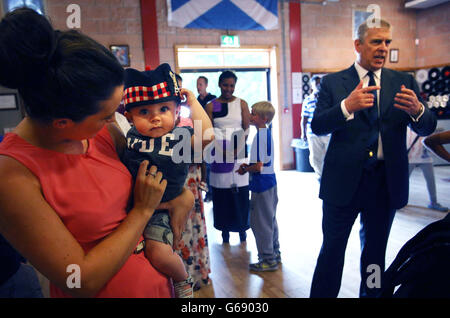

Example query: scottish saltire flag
[167,0,278,30]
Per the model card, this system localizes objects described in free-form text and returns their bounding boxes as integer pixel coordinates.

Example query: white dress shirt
[340,62,425,159]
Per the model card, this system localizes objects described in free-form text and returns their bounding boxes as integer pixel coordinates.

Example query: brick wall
[45,0,145,70]
[416,1,450,68]
[301,0,418,71]
[2,0,447,169]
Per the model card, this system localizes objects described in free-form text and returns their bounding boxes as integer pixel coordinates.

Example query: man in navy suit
[310,19,436,298]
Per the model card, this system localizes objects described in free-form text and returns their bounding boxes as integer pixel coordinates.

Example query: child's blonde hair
[251,101,275,124]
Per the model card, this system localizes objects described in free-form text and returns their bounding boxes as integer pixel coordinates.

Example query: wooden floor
[194,165,450,298]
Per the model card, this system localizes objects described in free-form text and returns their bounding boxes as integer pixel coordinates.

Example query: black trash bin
[291,139,314,172]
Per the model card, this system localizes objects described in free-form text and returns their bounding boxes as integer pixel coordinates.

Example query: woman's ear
[52,119,74,129]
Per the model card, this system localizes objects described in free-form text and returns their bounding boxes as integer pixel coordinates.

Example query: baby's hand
[179,88,196,107]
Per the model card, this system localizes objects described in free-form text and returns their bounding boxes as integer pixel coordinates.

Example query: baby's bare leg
[168,188,195,214]
[144,240,188,282]
[167,189,195,248]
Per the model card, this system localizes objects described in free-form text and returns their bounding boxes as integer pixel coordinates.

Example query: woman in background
[175,74,211,290]
[205,70,251,244]
[179,164,212,290]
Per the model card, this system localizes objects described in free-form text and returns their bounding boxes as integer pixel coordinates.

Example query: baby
[122,63,213,297]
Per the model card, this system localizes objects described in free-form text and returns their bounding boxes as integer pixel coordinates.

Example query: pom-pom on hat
[123,63,181,111]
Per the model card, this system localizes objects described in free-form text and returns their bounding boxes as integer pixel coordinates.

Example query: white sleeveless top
[210,97,249,188]
[213,97,242,139]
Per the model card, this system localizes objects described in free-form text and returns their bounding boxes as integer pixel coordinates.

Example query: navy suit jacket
[311,65,437,209]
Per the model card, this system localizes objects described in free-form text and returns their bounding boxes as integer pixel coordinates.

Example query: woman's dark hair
[218,70,237,85]
[0,7,124,122]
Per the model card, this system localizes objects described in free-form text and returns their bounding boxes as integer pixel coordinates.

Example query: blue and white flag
[167,0,278,30]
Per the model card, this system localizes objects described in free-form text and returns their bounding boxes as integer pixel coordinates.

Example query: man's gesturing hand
[394,85,423,117]
[344,80,380,114]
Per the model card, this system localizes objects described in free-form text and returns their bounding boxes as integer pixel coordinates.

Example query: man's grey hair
[355,19,391,42]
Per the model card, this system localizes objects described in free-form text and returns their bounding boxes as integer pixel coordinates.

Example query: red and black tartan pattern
[123,81,171,106]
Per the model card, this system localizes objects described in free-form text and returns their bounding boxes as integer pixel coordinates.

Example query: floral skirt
[177,164,211,290]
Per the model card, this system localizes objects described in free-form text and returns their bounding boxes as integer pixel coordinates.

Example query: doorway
[178,68,270,106]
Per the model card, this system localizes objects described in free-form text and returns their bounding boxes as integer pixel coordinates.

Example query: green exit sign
[221,35,240,47]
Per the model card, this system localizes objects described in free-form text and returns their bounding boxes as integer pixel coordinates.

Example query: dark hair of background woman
[0,7,124,122]
[218,70,237,86]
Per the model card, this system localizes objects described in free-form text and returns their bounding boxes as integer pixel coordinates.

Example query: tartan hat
[123,63,181,111]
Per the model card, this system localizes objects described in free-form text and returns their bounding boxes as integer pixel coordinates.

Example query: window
[179,69,269,109]
[176,47,273,106]
[177,48,271,69]
[3,0,44,14]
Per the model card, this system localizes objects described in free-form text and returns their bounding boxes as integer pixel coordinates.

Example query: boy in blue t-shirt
[236,101,279,272]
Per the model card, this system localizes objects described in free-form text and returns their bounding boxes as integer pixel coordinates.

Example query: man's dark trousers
[310,161,396,298]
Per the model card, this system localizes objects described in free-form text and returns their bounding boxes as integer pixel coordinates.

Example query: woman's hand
[236,163,249,175]
[133,161,167,215]
[0,156,168,297]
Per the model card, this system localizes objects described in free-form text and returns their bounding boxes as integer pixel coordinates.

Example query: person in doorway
[197,76,217,202]
[197,76,217,109]
[309,18,436,298]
